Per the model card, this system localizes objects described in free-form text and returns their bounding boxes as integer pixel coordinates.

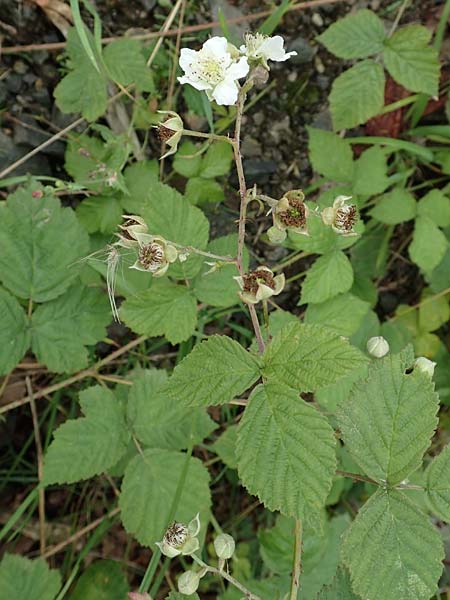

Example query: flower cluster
[178,33,296,106]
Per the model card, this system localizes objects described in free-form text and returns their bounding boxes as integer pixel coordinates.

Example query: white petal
[179,48,198,73]
[212,80,239,106]
[259,36,287,61]
[203,36,229,57]
[226,56,249,80]
[234,276,244,290]
[177,76,211,91]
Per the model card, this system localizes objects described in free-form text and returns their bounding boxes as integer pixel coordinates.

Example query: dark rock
[288,37,316,65]
[6,74,22,94]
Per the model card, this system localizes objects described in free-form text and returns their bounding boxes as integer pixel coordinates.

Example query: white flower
[156,514,201,558]
[235,266,285,304]
[367,336,390,358]
[321,195,358,235]
[178,37,249,106]
[414,357,436,378]
[241,33,297,68]
[130,232,178,277]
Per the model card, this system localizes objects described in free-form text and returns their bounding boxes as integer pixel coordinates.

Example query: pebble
[241,136,262,158]
[288,37,315,65]
[311,12,324,28]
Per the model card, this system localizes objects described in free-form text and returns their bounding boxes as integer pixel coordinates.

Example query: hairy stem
[233,84,265,354]
[192,554,262,600]
[183,129,233,144]
[290,519,303,600]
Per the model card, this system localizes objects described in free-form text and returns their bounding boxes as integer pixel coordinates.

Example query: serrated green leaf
[352,146,389,196]
[185,177,224,205]
[0,289,30,376]
[338,352,439,485]
[0,554,61,600]
[212,425,238,469]
[307,128,354,182]
[199,141,233,178]
[164,335,261,407]
[120,160,159,213]
[173,141,203,178]
[383,25,440,96]
[103,39,154,92]
[31,285,111,373]
[305,292,370,337]
[119,449,211,547]
[263,322,368,392]
[236,382,336,519]
[316,568,360,600]
[342,489,443,600]
[192,234,247,307]
[300,251,354,305]
[0,184,89,302]
[417,189,450,227]
[426,246,450,293]
[425,444,450,522]
[142,182,209,279]
[70,560,128,600]
[330,60,385,130]
[54,67,107,122]
[370,188,416,224]
[127,370,216,449]
[76,195,122,234]
[119,280,197,345]
[318,9,385,59]
[43,386,130,485]
[409,215,448,273]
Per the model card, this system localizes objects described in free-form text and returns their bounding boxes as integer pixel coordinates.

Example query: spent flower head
[241,33,297,69]
[156,111,183,159]
[156,514,201,558]
[116,215,148,248]
[178,36,249,105]
[321,195,358,235]
[131,232,178,277]
[235,266,285,304]
[267,189,309,243]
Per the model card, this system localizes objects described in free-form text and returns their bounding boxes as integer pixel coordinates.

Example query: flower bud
[214,533,235,559]
[367,336,390,358]
[414,357,436,378]
[178,570,201,595]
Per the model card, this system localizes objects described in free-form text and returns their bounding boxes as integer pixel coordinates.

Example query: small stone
[241,136,262,158]
[13,60,28,75]
[288,37,315,65]
[312,12,324,27]
[314,56,325,74]
[253,111,264,126]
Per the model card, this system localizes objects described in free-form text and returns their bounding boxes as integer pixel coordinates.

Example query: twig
[0,0,349,55]
[41,507,121,559]
[0,335,147,415]
[290,519,303,600]
[388,0,411,38]
[192,554,262,600]
[27,377,46,554]
[146,0,184,68]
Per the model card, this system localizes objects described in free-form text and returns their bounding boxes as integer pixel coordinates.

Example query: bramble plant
[1,3,450,600]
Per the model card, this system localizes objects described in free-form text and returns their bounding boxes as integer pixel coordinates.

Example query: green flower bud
[178,570,201,595]
[366,336,390,358]
[214,533,235,559]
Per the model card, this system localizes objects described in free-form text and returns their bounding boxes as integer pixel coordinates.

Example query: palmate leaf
[317,9,386,59]
[0,554,61,600]
[0,184,89,302]
[338,350,439,485]
[127,370,216,450]
[383,25,440,96]
[425,444,450,522]
[31,284,111,373]
[299,251,354,305]
[0,289,30,376]
[304,292,370,337]
[236,382,336,520]
[164,335,261,407]
[120,279,198,345]
[262,322,368,392]
[142,182,209,279]
[43,386,130,485]
[409,215,448,273]
[330,60,385,130]
[119,449,211,547]
[370,188,417,224]
[342,489,443,600]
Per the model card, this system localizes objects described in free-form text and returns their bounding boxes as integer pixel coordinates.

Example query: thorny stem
[233,84,266,354]
[290,519,303,600]
[192,554,262,600]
